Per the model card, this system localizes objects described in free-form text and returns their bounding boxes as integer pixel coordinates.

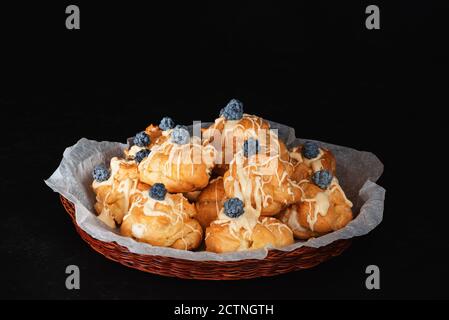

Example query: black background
[0,1,447,299]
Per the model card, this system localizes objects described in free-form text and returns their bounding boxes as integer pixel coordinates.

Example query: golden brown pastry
[203,113,269,158]
[277,204,319,239]
[120,185,203,250]
[288,156,312,184]
[143,124,164,146]
[138,128,216,193]
[278,179,353,239]
[202,105,290,174]
[223,151,302,216]
[91,104,357,253]
[183,191,202,202]
[206,216,293,253]
[289,142,336,182]
[92,157,150,228]
[195,177,226,229]
[125,124,164,159]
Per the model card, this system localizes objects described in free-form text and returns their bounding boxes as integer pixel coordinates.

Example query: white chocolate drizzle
[302,177,353,231]
[127,189,199,248]
[286,206,308,232]
[126,145,145,159]
[92,157,139,227]
[139,135,215,183]
[131,223,146,238]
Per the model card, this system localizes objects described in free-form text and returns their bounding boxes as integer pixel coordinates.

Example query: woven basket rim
[61,195,344,260]
[59,194,352,279]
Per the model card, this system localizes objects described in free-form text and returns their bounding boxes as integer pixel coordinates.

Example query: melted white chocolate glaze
[131,223,146,238]
[286,205,308,232]
[303,148,324,173]
[92,157,139,227]
[127,189,201,247]
[261,217,293,236]
[126,145,145,158]
[220,138,296,244]
[302,177,353,231]
[203,114,287,167]
[139,135,215,182]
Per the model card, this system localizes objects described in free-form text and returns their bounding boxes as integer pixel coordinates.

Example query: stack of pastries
[91,99,353,253]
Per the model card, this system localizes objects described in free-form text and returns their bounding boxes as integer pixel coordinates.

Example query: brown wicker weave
[60,195,351,280]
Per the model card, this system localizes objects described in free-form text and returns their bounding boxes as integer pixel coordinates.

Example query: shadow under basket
[60,195,352,280]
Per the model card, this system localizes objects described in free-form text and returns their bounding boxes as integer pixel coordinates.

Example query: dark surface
[0,1,447,299]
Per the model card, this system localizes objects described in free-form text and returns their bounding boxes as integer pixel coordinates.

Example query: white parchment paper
[45,121,385,261]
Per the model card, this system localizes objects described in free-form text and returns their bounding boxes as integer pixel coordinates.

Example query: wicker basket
[60,195,351,280]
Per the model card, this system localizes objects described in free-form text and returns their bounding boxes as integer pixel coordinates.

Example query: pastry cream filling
[131,223,146,238]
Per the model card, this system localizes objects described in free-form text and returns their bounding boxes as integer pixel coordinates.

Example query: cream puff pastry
[206,215,293,253]
[92,157,150,228]
[90,104,357,253]
[289,142,336,182]
[195,177,226,229]
[202,99,290,174]
[120,184,203,250]
[223,151,302,216]
[138,126,216,193]
[125,124,164,160]
[278,178,353,239]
